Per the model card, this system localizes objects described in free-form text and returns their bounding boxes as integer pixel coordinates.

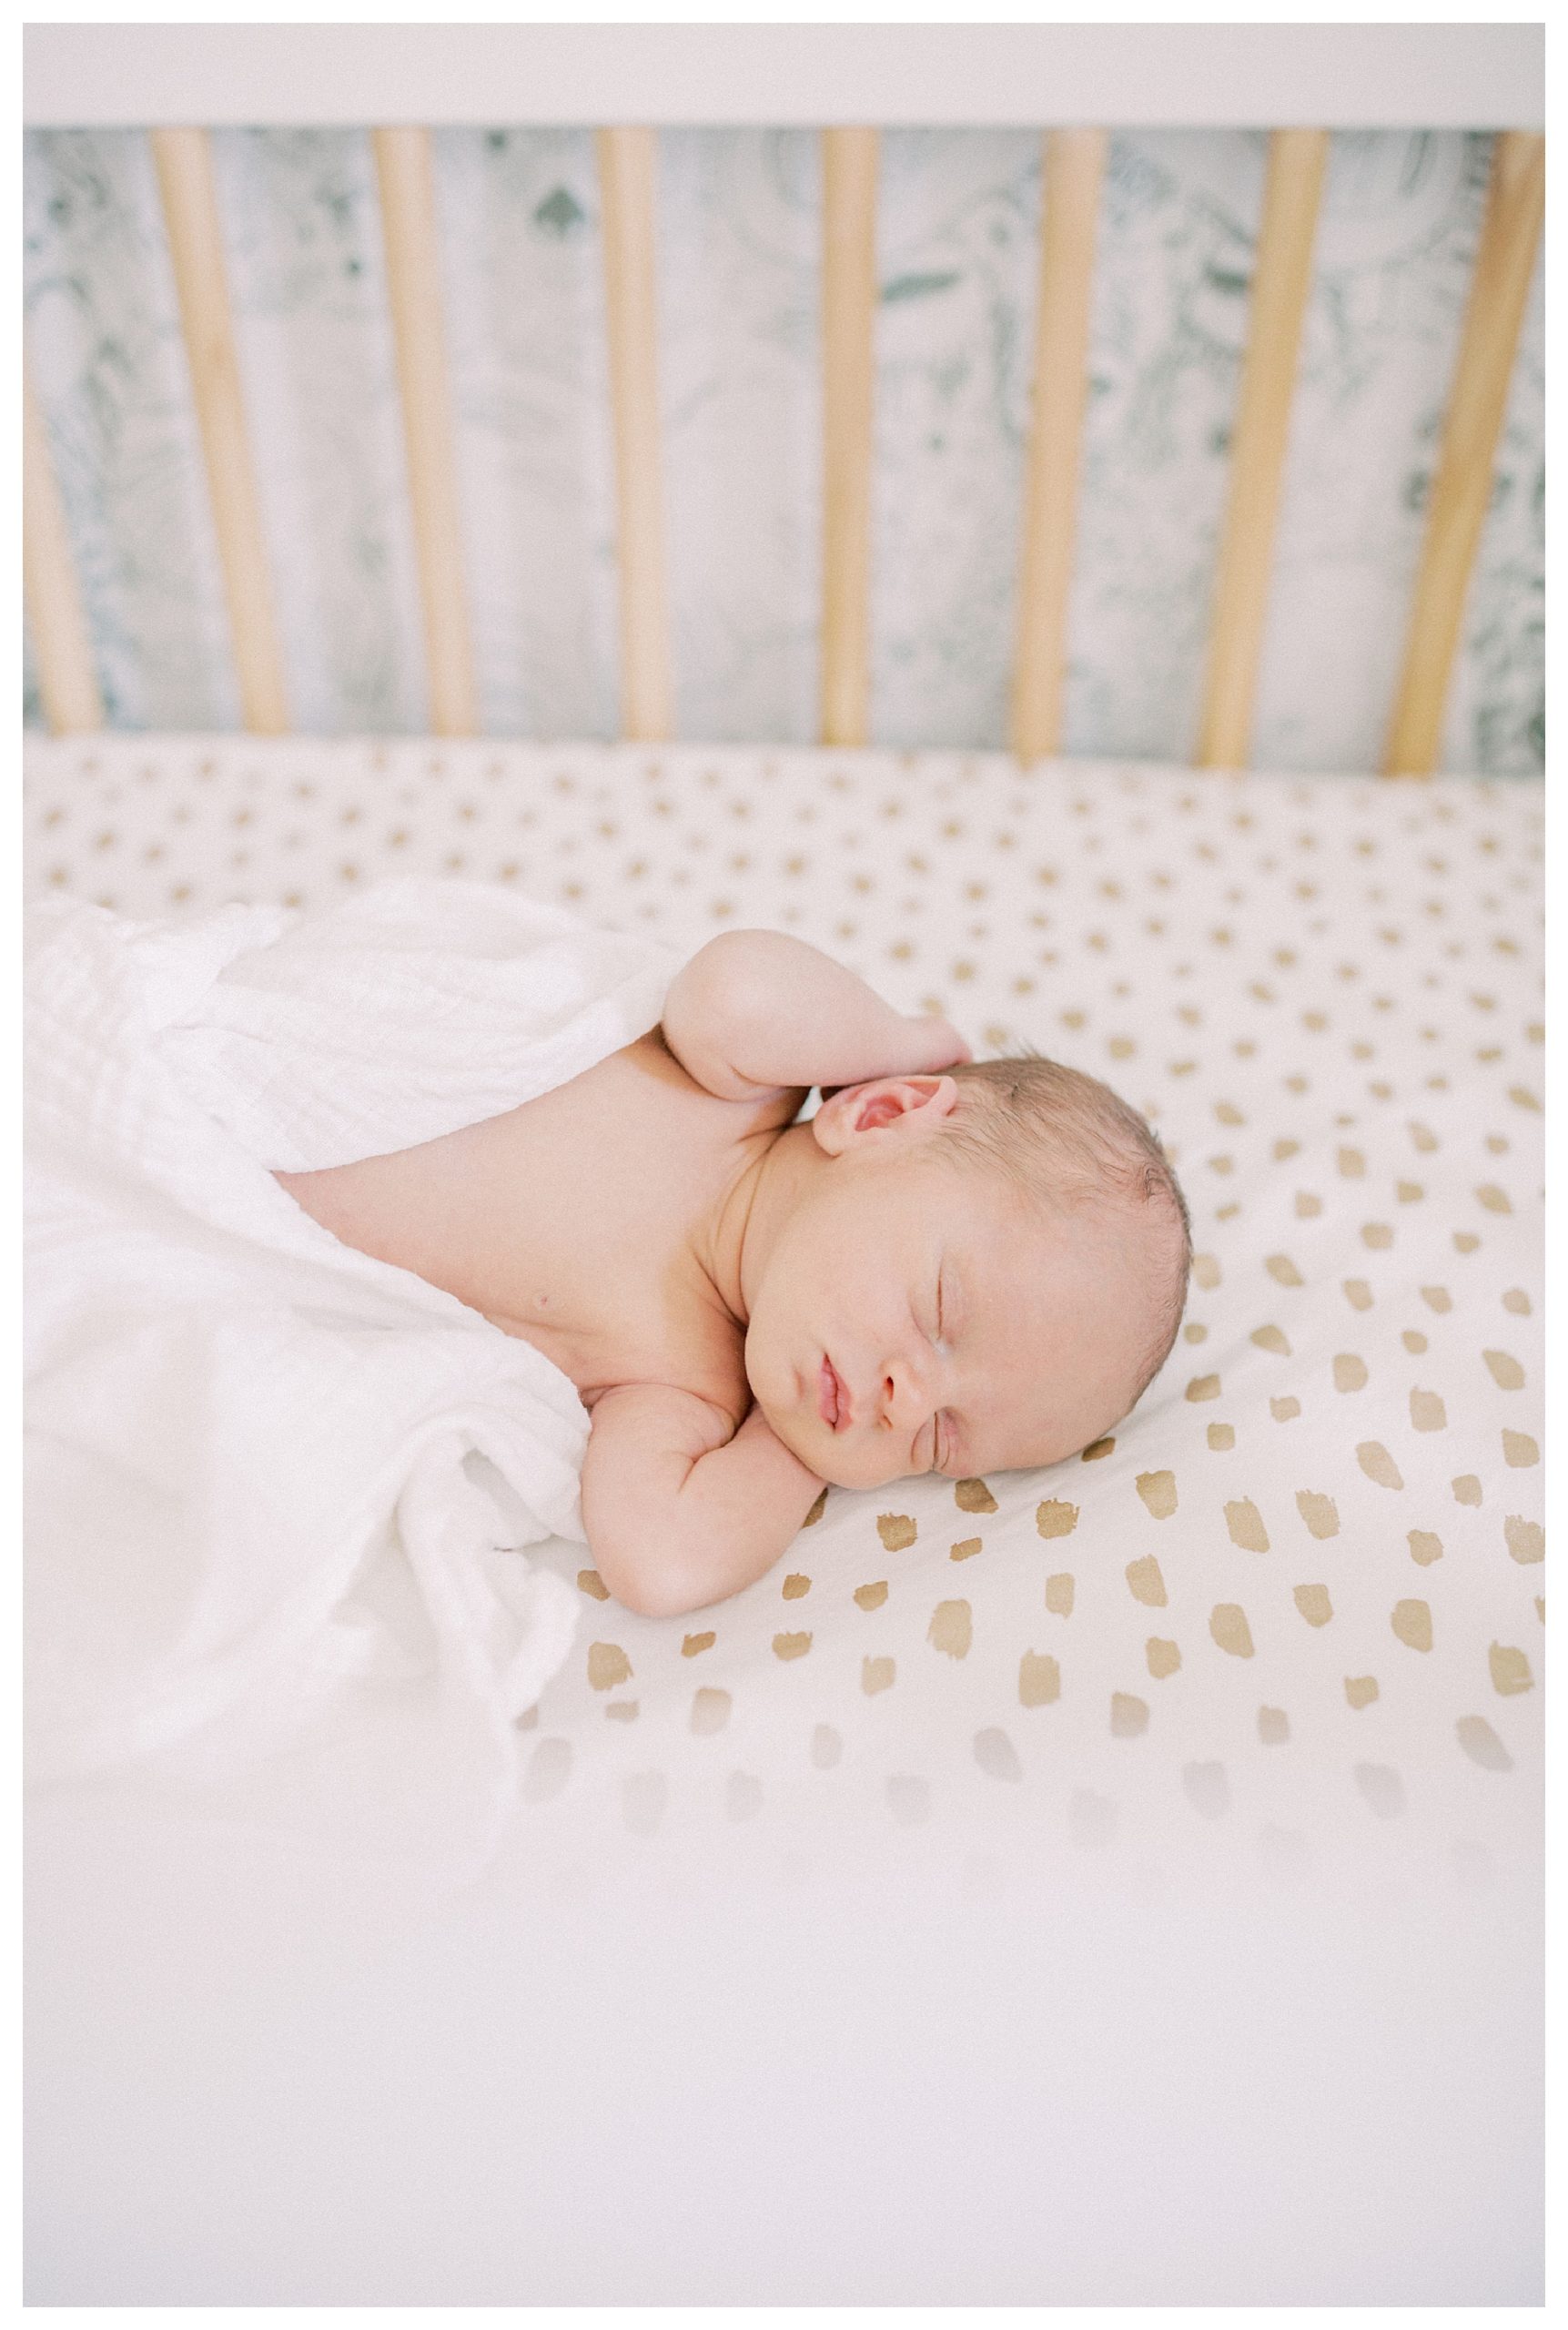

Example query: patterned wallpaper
[23,127,1543,774]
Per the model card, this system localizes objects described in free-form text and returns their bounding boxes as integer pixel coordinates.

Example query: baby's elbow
[590,1538,705,1622]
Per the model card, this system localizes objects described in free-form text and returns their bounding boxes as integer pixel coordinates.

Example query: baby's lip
[819,1355,854,1430]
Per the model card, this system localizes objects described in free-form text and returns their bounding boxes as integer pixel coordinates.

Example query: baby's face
[746,1141,1159,1494]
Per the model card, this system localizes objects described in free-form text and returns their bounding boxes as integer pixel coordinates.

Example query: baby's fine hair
[936,1048,1193,1410]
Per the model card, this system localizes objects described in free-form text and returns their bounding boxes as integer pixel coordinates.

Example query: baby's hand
[820,1015,971,1099]
[904,1013,973,1073]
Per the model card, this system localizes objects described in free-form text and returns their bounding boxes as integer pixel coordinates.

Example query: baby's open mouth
[819,1356,851,1431]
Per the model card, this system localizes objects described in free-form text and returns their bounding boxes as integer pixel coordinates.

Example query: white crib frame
[21,24,1545,777]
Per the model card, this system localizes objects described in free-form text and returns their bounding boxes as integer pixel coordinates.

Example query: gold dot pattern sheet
[24,736,1543,1899]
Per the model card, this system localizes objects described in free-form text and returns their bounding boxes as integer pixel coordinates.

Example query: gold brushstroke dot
[1266,1254,1303,1286]
[1019,1651,1061,1707]
[1210,1604,1255,1658]
[577,1568,611,1601]
[1136,1469,1177,1519]
[1421,1284,1452,1313]
[1252,1324,1291,1357]
[587,1642,632,1691]
[1502,1288,1532,1315]
[1453,1231,1481,1254]
[1111,1692,1149,1737]
[1273,1138,1301,1162]
[1186,1374,1220,1403]
[1475,1184,1512,1215]
[682,1630,716,1657]
[1403,1330,1429,1354]
[1296,1489,1340,1540]
[690,1687,731,1734]
[1397,1180,1425,1204]
[1452,1474,1483,1505]
[949,1536,982,1563]
[801,1487,828,1526]
[1208,1422,1236,1451]
[1337,1146,1366,1178]
[854,1580,889,1610]
[811,1723,843,1768]
[1488,1643,1533,1697]
[1456,1716,1512,1771]
[974,1729,1024,1783]
[954,1477,997,1514]
[1502,1430,1539,1467]
[1294,1583,1332,1627]
[928,1600,973,1659]
[1258,1706,1290,1746]
[1225,1498,1270,1552]
[1357,1441,1404,1490]
[1192,1253,1221,1290]
[1504,1516,1543,1565]
[1408,1530,1443,1566]
[885,1775,931,1826]
[1295,1192,1321,1218]
[876,1513,917,1551]
[1355,1765,1405,1818]
[1184,1322,1208,1344]
[1183,1762,1229,1819]
[781,1573,811,1600]
[1126,1555,1168,1608]
[1147,1637,1181,1680]
[862,1655,895,1695]
[1036,1497,1078,1538]
[1345,1676,1380,1709]
[1409,1387,1446,1432]
[1391,1599,1432,1651]
[1483,1348,1525,1390]
[1045,1572,1075,1616]
[1343,1279,1373,1311]
[1082,1434,1117,1459]
[774,1631,812,1661]
[605,1701,639,1724]
[1361,1222,1393,1250]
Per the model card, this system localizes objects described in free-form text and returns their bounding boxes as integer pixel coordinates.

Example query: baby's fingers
[909,1014,973,1070]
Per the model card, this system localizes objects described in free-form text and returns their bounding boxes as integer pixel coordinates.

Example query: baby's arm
[581,1384,826,1618]
[662,928,970,1102]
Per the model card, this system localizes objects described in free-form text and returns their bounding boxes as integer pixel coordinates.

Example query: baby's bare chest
[281,1031,784,1419]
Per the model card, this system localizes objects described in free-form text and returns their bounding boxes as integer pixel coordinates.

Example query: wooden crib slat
[24,346,104,734]
[372,126,478,738]
[598,127,673,744]
[1195,127,1329,771]
[820,127,879,749]
[1382,129,1545,778]
[150,127,289,735]
[1011,128,1108,765]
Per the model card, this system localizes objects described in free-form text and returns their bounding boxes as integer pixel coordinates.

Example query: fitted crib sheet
[24,735,1544,1899]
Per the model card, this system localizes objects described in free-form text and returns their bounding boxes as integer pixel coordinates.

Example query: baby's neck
[690,1120,821,1330]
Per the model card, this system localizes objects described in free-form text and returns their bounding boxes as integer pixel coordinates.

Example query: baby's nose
[882,1356,935,1427]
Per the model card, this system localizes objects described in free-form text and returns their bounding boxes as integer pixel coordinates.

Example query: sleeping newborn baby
[278,928,1191,1619]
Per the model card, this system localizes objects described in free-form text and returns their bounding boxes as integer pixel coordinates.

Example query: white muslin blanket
[25,879,686,1872]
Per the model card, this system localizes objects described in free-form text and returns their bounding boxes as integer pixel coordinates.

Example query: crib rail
[23,122,1544,776]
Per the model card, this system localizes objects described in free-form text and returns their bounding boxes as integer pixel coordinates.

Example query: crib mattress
[24,735,1544,1901]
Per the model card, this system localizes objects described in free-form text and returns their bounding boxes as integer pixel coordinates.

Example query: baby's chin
[764,1403,909,1493]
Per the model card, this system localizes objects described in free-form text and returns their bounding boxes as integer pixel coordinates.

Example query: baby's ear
[813,1074,958,1154]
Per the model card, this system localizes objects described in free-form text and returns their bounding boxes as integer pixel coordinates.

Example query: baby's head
[744,1049,1191,1492]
